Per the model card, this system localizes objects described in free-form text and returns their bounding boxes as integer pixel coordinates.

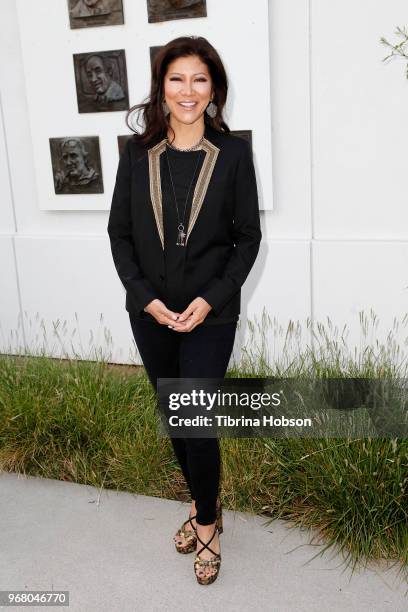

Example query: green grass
[0,308,407,582]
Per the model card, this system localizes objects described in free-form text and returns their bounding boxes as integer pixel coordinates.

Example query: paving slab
[0,471,406,612]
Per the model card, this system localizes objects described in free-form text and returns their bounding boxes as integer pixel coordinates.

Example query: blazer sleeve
[107,140,159,315]
[199,139,262,315]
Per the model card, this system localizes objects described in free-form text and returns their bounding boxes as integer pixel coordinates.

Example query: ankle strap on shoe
[196,526,219,558]
[187,513,197,531]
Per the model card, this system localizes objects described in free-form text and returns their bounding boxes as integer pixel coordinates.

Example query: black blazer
[107,123,262,323]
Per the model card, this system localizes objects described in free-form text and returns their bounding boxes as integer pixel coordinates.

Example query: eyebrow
[168,72,208,76]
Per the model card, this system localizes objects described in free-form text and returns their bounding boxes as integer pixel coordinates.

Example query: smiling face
[85,56,111,94]
[163,54,213,127]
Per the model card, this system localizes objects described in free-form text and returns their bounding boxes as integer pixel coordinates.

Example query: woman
[107,35,262,585]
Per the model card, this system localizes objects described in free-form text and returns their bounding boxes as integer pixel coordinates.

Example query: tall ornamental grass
[0,309,407,581]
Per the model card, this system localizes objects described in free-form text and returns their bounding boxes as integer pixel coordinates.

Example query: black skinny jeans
[129,314,237,525]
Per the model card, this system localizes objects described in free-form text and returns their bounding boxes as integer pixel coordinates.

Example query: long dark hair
[126,36,230,147]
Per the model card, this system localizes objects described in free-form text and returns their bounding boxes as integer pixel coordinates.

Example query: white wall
[16,0,273,213]
[1,0,407,367]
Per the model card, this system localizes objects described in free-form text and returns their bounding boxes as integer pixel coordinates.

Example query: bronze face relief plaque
[67,0,124,29]
[147,0,207,24]
[49,136,104,194]
[73,49,129,113]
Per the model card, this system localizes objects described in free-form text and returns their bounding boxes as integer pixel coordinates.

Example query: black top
[108,124,262,326]
[143,143,238,326]
[162,145,202,312]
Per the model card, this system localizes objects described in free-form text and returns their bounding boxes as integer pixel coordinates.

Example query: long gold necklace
[164,146,203,246]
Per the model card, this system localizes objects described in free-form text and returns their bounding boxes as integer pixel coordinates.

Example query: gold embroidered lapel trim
[148,137,220,250]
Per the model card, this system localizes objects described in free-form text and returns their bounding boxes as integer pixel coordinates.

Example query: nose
[180,80,194,96]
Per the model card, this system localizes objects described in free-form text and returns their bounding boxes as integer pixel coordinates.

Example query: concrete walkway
[0,471,406,612]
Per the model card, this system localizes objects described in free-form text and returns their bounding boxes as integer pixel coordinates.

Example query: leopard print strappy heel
[173,511,197,554]
[193,523,222,585]
[193,499,223,585]
[173,497,223,554]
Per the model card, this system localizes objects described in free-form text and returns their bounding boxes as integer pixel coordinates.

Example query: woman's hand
[143,299,182,326]
[168,297,212,333]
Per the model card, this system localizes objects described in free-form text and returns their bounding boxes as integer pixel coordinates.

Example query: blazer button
[159,274,164,281]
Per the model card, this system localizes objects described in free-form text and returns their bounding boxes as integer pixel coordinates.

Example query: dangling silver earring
[206,100,217,118]
[162,99,170,116]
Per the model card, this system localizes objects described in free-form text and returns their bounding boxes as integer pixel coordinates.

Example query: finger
[174,318,200,332]
[168,320,190,331]
[177,312,202,328]
[157,308,181,326]
[163,309,181,322]
[166,315,191,328]
[171,313,195,326]
[177,307,195,322]
[179,322,199,333]
[160,314,182,326]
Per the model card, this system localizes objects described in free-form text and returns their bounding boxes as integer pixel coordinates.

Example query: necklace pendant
[176,224,186,246]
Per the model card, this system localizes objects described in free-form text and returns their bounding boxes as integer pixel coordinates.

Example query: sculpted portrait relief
[147,0,207,23]
[49,136,104,194]
[67,0,124,29]
[73,50,129,113]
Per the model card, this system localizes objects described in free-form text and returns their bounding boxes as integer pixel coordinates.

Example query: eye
[168,77,208,81]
